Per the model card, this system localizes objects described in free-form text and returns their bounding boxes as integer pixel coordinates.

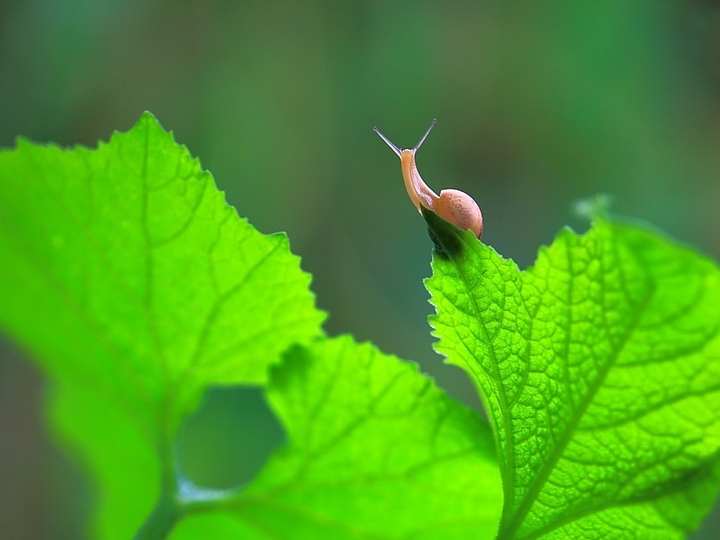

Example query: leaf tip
[421,206,474,260]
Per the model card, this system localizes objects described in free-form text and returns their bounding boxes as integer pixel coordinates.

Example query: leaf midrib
[498,232,655,540]
[437,233,518,530]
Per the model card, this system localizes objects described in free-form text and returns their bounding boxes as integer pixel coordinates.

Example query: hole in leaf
[177,386,284,490]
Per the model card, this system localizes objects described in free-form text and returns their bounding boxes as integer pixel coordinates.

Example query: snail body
[373,119,483,238]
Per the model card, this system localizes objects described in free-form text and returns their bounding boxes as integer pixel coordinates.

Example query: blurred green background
[2,0,720,538]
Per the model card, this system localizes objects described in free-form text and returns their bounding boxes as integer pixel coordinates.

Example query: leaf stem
[133,490,182,540]
[134,474,243,539]
[133,429,186,539]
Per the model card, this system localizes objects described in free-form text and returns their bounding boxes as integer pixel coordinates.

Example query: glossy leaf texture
[424,209,720,539]
[0,113,325,538]
[171,336,503,539]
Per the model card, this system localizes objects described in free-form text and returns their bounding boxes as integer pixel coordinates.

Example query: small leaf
[171,336,503,539]
[0,112,325,538]
[424,209,720,539]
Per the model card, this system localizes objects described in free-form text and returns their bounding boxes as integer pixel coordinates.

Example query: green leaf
[0,112,325,538]
[424,209,720,539]
[171,336,503,539]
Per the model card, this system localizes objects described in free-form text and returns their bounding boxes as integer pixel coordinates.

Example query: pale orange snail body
[373,119,483,238]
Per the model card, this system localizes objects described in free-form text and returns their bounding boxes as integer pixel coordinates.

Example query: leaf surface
[0,113,324,538]
[424,209,720,539]
[171,336,503,539]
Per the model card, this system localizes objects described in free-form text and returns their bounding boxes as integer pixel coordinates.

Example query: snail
[373,119,483,238]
